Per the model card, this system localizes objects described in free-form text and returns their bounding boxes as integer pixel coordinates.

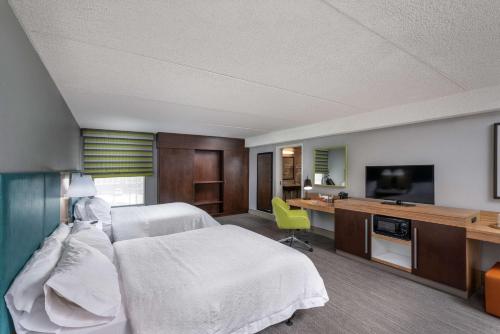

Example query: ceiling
[9,0,500,140]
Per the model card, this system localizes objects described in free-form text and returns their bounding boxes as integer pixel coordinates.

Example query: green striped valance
[314,149,329,174]
[82,129,154,178]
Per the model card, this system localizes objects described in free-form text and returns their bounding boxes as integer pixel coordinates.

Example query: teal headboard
[0,173,61,334]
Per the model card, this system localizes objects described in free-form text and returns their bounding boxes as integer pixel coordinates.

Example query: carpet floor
[217,214,500,334]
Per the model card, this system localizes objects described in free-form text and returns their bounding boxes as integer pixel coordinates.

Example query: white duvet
[114,225,328,334]
[110,202,220,241]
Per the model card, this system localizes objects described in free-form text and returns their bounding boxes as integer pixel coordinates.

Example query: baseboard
[248,209,275,221]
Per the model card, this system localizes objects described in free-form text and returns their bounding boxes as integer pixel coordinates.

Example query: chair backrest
[272,197,289,229]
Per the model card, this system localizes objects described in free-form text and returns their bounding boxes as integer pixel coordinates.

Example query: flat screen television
[365,165,434,204]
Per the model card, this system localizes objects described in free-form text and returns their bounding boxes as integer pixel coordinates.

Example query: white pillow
[74,197,112,238]
[71,220,93,234]
[18,296,61,334]
[73,197,90,221]
[44,238,121,327]
[86,197,111,221]
[46,224,71,243]
[70,226,114,262]
[5,237,63,314]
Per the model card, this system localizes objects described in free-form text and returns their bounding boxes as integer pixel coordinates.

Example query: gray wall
[144,145,158,205]
[0,1,80,172]
[249,111,500,270]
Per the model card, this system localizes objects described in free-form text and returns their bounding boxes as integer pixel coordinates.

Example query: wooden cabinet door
[223,149,246,214]
[158,148,194,203]
[335,209,371,259]
[412,220,466,290]
[257,152,273,213]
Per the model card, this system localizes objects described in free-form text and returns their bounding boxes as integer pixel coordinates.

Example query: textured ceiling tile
[32,33,357,123]
[61,87,300,135]
[325,0,500,89]
[11,0,460,108]
[8,0,496,137]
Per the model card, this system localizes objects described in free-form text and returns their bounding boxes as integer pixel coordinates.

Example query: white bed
[7,224,327,334]
[110,202,220,241]
[114,224,329,334]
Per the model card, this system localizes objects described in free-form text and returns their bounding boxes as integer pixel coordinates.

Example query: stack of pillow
[5,221,121,334]
[73,197,113,238]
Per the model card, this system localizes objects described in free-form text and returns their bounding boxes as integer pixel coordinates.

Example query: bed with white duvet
[6,223,327,334]
[76,197,220,241]
[110,202,220,241]
[114,224,329,334]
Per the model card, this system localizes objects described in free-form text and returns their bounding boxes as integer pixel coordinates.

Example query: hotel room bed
[113,224,328,334]
[109,202,220,241]
[7,224,327,334]
[3,172,327,334]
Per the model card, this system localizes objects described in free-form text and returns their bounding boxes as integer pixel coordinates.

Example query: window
[94,176,145,207]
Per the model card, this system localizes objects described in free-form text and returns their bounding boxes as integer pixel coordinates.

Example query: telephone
[338,191,348,199]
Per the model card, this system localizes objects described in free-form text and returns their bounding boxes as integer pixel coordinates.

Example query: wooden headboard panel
[0,173,63,334]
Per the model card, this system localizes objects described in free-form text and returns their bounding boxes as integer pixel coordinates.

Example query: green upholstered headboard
[0,173,62,334]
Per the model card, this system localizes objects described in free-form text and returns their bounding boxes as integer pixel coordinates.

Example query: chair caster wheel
[286,319,293,326]
[309,248,314,252]
[304,241,310,244]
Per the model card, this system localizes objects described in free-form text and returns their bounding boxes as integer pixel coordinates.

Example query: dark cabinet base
[412,220,467,291]
[335,209,371,259]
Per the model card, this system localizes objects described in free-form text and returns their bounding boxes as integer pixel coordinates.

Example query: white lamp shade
[67,174,97,198]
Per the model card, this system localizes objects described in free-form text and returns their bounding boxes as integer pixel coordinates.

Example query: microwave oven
[373,215,411,240]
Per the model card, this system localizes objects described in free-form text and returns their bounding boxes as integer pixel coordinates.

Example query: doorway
[275,144,303,201]
[257,152,273,212]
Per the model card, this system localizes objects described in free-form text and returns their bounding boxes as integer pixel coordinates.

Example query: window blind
[82,129,154,178]
[314,149,329,174]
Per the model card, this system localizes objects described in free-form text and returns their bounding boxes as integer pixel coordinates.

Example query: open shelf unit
[371,232,412,273]
[193,150,224,215]
[372,233,411,246]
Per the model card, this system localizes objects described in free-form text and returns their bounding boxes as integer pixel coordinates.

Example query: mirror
[313,146,347,187]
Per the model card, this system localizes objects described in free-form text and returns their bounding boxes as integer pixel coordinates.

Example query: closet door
[223,150,245,214]
[257,152,273,213]
[158,148,194,203]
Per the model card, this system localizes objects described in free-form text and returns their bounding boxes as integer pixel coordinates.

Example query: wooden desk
[334,198,479,227]
[287,198,335,214]
[467,211,500,244]
[335,198,500,245]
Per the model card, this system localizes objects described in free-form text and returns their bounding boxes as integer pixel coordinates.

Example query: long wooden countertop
[287,197,500,244]
[334,198,479,227]
[467,211,500,244]
[287,198,335,213]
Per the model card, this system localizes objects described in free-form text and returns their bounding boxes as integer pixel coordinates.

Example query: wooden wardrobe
[157,132,249,216]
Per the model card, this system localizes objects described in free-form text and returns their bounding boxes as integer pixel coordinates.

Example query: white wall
[248,111,500,270]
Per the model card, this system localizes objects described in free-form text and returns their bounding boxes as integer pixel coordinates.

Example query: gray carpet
[217,214,500,334]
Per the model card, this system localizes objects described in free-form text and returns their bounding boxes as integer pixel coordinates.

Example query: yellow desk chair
[272,197,313,252]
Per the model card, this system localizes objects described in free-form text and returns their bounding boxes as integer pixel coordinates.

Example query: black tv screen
[366,165,434,204]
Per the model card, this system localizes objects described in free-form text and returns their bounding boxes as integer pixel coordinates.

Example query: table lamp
[304,177,312,199]
[67,174,97,198]
[67,174,97,222]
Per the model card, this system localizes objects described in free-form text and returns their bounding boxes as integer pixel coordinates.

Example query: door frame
[256,152,274,213]
[275,143,303,199]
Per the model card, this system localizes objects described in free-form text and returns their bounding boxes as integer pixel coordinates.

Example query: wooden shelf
[372,233,411,246]
[193,180,224,184]
[372,255,412,273]
[194,200,223,206]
